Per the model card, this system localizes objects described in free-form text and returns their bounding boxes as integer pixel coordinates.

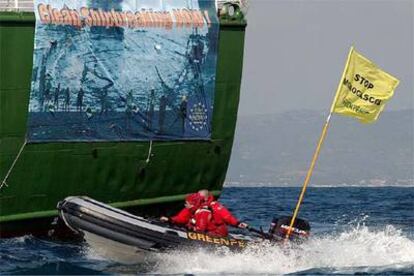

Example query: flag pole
[284,113,331,241]
[285,47,354,240]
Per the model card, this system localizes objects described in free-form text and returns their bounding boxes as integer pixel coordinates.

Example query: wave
[152,225,414,274]
[2,224,413,275]
[0,235,108,274]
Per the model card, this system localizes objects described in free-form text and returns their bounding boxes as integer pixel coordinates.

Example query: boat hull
[83,231,157,264]
[58,196,251,262]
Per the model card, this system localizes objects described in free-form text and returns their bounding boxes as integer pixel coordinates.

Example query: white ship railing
[0,0,33,12]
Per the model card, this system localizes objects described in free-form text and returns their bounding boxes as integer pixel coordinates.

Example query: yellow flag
[332,47,400,123]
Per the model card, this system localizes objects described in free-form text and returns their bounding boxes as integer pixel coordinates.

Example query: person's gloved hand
[238,222,249,229]
[160,216,169,222]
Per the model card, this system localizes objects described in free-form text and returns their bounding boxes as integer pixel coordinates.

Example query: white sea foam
[152,225,414,274]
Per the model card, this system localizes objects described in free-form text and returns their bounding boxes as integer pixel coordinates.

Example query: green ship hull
[0,11,246,237]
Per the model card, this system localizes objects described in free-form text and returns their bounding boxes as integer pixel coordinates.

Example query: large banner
[28,0,219,142]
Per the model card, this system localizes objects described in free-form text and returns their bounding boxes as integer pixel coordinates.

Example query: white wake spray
[152,225,414,274]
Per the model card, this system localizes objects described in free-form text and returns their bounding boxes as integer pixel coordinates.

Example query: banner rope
[145,139,153,163]
[1,138,27,192]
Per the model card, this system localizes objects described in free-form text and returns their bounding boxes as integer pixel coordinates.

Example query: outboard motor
[268,216,310,242]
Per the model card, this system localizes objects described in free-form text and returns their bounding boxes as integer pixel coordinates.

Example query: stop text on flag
[354,74,374,89]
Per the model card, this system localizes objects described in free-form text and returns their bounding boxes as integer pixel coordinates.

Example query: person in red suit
[161,190,248,237]
[195,189,249,237]
[160,193,203,230]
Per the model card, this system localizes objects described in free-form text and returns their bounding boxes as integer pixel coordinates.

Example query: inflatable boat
[57,196,310,263]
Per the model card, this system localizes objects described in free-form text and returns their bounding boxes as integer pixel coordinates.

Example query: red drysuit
[170,194,240,237]
[169,193,202,229]
[193,195,240,237]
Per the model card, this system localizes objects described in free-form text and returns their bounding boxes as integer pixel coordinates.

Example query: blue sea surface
[1,187,413,275]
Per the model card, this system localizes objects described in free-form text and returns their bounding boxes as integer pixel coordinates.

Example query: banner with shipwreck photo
[27,0,218,142]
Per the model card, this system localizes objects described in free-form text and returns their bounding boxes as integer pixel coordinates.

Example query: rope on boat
[0,138,27,191]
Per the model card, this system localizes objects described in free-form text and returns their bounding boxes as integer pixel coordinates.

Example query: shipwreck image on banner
[27,0,219,142]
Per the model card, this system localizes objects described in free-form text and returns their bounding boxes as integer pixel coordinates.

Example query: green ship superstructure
[0,1,247,237]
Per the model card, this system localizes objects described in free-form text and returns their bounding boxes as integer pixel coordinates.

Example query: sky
[239,0,413,115]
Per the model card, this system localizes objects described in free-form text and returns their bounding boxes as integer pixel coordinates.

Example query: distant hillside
[226,110,414,186]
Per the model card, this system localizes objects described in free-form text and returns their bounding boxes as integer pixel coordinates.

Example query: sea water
[1,187,413,275]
